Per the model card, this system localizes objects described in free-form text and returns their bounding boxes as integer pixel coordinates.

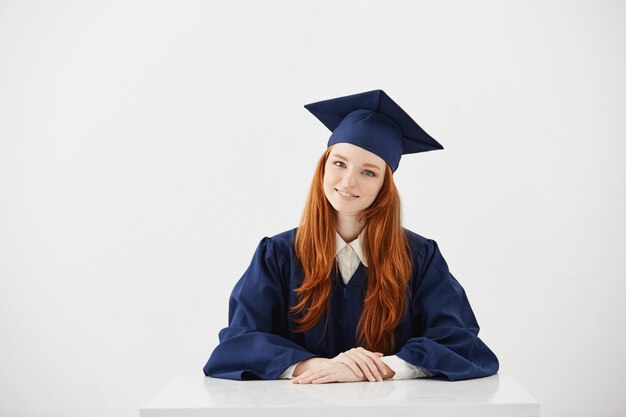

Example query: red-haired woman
[203,90,499,383]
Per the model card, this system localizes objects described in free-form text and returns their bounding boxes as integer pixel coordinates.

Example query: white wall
[1,1,624,416]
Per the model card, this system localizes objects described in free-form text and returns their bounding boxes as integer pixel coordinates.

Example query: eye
[334,161,346,168]
[362,170,375,177]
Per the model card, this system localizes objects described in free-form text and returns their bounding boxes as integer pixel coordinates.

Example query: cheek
[322,172,330,189]
[323,168,337,187]
[322,171,334,194]
[366,179,385,200]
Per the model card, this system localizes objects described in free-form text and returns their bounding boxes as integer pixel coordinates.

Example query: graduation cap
[304,89,443,172]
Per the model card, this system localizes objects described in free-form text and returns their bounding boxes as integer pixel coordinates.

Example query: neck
[335,212,366,243]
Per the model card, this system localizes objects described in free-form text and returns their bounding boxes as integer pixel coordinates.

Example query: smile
[336,188,359,198]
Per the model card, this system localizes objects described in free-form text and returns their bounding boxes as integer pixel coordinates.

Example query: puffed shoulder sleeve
[203,236,317,380]
[395,238,500,381]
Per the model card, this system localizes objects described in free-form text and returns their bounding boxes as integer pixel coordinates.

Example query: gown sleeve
[203,237,317,380]
[395,238,500,381]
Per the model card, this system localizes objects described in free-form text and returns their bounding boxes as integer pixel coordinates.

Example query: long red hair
[292,147,413,354]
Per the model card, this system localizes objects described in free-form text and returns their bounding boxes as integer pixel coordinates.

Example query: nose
[341,168,358,188]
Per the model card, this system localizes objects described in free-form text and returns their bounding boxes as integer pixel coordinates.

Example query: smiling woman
[203,89,499,384]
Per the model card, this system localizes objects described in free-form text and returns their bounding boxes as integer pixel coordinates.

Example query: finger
[344,350,377,382]
[334,353,363,378]
[350,348,381,381]
[312,374,337,384]
[294,369,313,381]
[294,373,317,384]
[292,372,312,384]
[351,349,383,381]
[296,365,326,380]
[357,347,389,377]
[296,369,328,384]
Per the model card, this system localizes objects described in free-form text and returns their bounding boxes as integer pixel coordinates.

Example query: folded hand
[292,347,395,384]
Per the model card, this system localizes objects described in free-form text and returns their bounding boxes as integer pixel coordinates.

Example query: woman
[203,89,499,383]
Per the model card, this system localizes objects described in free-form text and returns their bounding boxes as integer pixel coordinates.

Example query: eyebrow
[331,153,382,172]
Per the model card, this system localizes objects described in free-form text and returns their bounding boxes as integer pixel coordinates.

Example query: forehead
[328,142,386,169]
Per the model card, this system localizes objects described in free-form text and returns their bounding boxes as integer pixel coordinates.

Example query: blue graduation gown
[203,228,499,381]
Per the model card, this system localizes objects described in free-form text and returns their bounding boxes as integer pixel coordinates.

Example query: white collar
[335,228,368,267]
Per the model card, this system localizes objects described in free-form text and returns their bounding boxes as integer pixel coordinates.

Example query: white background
[1,1,625,416]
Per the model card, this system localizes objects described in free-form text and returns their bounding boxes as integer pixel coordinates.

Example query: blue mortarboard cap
[304,89,443,172]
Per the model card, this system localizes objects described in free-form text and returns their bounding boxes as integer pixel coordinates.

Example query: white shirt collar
[335,228,368,267]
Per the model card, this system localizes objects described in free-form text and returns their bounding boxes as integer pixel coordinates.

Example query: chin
[332,203,363,215]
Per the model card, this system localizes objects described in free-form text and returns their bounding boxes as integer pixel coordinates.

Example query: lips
[336,188,359,198]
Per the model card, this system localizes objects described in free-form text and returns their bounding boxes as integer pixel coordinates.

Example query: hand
[331,347,395,382]
[292,359,365,384]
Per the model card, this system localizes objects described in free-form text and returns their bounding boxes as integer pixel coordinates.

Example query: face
[323,142,387,217]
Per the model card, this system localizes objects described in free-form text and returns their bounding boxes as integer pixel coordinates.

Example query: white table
[140,374,539,417]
